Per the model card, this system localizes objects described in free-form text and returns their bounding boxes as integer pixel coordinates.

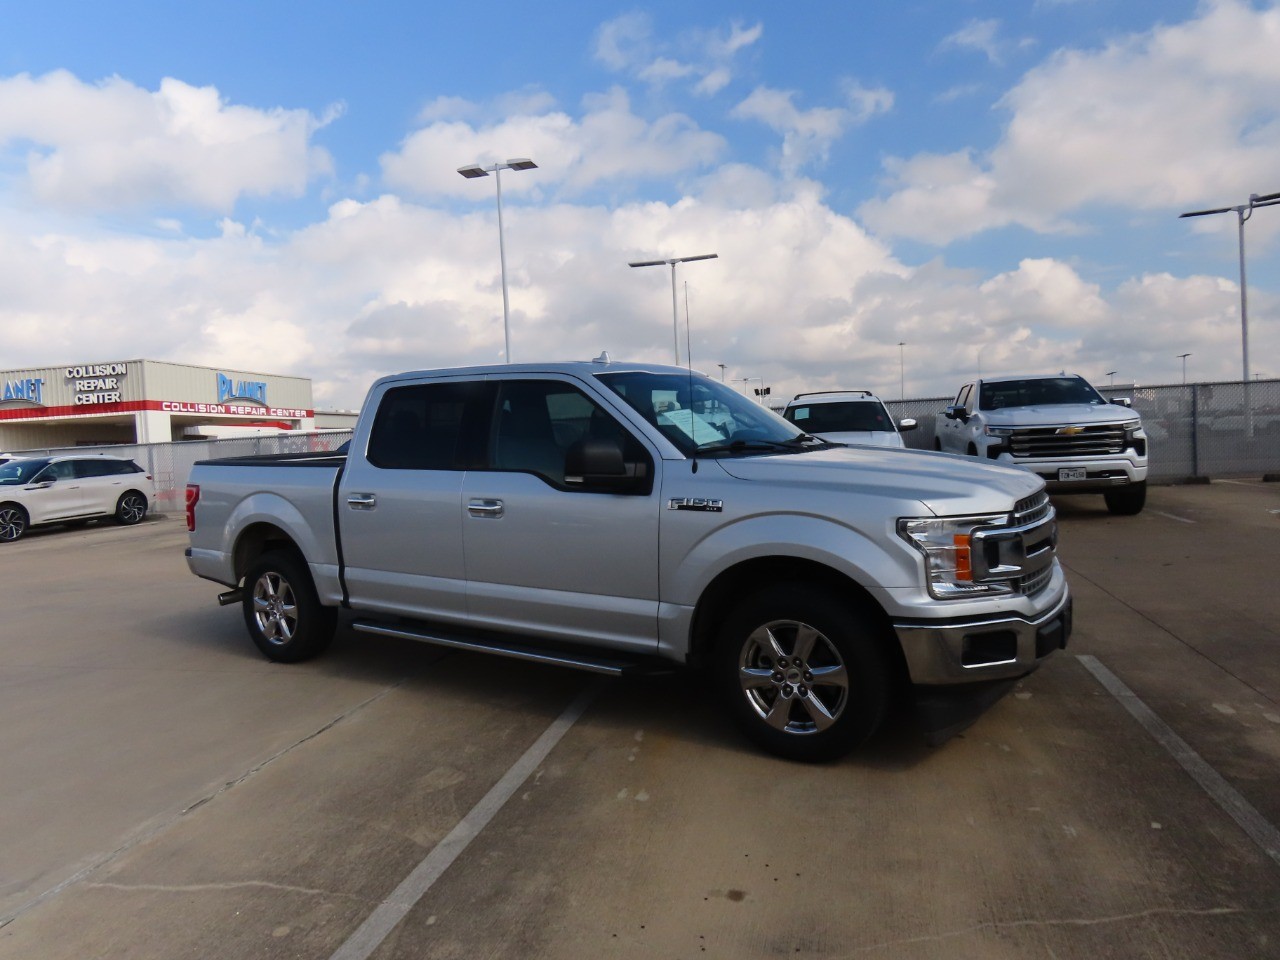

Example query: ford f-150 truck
[935,373,1149,515]
[186,358,1071,761]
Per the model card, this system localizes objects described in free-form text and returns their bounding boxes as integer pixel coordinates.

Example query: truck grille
[1008,424,1126,458]
[970,489,1058,597]
[1013,491,1051,527]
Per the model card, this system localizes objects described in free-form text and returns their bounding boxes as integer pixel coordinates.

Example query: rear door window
[367,381,492,470]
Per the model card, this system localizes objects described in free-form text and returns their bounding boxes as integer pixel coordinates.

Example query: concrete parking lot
[1,481,1278,959]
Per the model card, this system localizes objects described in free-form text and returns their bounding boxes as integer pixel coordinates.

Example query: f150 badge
[668,497,724,512]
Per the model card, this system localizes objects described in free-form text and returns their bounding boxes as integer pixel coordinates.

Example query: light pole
[717,363,727,382]
[628,254,718,364]
[734,377,765,403]
[458,158,538,362]
[1105,370,1117,388]
[1177,353,1191,385]
[897,342,906,400]
[1180,190,1280,436]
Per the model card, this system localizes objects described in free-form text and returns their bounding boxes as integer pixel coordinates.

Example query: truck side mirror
[1110,397,1132,408]
[944,405,967,422]
[898,418,918,432]
[564,438,647,492]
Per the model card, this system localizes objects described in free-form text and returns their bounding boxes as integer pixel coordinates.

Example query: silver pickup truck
[186,358,1071,761]
[935,373,1149,515]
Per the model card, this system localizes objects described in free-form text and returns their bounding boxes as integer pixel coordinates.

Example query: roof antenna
[593,351,611,364]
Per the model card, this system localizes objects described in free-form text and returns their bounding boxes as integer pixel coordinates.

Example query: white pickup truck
[185,358,1071,761]
[935,373,1149,515]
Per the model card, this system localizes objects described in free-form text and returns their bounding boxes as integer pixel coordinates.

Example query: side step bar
[351,619,651,677]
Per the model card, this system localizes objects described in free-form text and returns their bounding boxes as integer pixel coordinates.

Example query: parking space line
[328,679,606,960]
[1151,510,1196,524]
[1077,655,1280,869]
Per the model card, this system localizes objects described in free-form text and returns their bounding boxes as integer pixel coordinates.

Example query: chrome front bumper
[893,586,1072,686]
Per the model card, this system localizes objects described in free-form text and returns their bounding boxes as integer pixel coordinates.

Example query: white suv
[0,455,155,542]
[781,391,917,448]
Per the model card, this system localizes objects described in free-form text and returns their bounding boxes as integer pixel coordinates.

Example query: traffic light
[754,387,771,396]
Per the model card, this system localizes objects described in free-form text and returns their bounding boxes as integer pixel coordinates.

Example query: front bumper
[893,585,1072,685]
[988,450,1147,494]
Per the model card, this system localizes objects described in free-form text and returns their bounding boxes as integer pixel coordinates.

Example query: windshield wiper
[694,435,829,456]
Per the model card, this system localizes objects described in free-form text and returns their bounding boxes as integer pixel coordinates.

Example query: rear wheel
[115,491,148,525]
[0,504,28,543]
[1104,480,1146,516]
[242,551,336,662]
[714,584,891,762]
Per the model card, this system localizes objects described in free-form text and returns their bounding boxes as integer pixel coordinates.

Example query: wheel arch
[232,522,306,583]
[687,556,909,687]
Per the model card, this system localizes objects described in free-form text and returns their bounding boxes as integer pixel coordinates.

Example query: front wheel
[714,584,892,762]
[1104,480,1146,516]
[242,551,336,662]
[0,503,28,543]
[115,491,148,525]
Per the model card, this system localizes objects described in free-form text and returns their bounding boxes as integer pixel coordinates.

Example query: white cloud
[863,0,1280,244]
[732,83,892,177]
[380,88,725,198]
[592,14,762,96]
[0,71,336,213]
[940,19,1006,63]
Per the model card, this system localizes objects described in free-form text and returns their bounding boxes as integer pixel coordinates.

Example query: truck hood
[983,403,1141,427]
[712,446,1043,517]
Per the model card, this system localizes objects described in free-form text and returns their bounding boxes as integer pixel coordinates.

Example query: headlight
[984,426,1014,437]
[898,514,1015,599]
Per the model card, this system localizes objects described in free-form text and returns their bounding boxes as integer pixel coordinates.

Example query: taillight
[185,484,200,531]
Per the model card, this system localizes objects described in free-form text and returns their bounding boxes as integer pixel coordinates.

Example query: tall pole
[1180,190,1280,439]
[669,263,680,365]
[628,254,718,364]
[457,158,538,363]
[1236,208,1250,387]
[897,342,905,400]
[494,165,511,363]
[1178,353,1191,385]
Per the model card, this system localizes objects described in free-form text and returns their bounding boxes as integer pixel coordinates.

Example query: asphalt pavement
[1,480,1278,959]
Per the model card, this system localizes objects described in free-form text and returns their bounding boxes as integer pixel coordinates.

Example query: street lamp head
[628,260,668,268]
[457,164,489,179]
[505,158,538,171]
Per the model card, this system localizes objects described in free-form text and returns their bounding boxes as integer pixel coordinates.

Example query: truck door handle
[468,499,504,519]
[347,493,377,510]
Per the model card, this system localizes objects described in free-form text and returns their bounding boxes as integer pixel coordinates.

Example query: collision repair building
[0,359,317,450]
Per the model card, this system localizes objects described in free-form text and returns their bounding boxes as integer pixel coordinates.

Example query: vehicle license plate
[1058,467,1087,481]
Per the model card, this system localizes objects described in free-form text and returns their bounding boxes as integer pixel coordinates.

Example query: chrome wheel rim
[120,494,146,523]
[251,571,298,644]
[738,619,849,735]
[0,507,24,542]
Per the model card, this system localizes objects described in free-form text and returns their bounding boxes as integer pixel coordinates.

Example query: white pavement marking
[328,680,605,960]
[1077,655,1280,869]
[1151,510,1196,524]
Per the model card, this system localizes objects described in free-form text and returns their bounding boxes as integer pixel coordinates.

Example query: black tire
[967,443,978,456]
[0,503,28,543]
[1104,480,1146,516]
[242,550,336,662]
[933,438,942,451]
[714,584,892,762]
[115,491,148,525]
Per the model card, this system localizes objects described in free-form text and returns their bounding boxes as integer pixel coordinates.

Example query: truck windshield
[979,377,1106,410]
[596,371,808,456]
[785,401,892,432]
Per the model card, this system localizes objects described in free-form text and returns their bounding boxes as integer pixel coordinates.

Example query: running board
[351,619,649,677]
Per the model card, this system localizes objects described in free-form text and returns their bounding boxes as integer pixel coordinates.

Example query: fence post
[1190,384,1200,479]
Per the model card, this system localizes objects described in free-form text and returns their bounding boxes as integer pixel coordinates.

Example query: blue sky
[1,0,1277,406]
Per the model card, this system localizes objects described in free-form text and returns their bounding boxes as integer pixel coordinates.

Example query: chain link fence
[9,377,1277,512]
[886,378,1280,481]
